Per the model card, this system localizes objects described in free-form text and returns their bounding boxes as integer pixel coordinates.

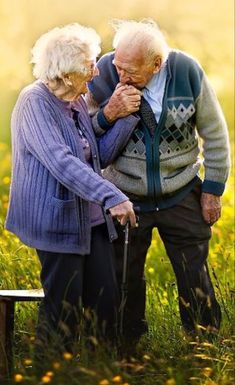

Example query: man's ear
[153,56,162,73]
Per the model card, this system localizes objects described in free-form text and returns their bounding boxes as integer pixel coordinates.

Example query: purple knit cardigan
[5,81,139,254]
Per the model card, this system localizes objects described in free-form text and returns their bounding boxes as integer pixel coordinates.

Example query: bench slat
[0,289,44,301]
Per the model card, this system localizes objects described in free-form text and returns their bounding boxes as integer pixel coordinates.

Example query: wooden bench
[0,289,44,377]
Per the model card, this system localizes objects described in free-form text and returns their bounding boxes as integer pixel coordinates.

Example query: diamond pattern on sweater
[159,123,196,155]
[123,128,146,157]
[166,103,196,129]
[159,103,196,155]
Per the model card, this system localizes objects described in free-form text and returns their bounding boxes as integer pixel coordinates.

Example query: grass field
[0,142,234,385]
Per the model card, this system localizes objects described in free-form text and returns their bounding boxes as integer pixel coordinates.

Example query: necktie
[139,97,157,136]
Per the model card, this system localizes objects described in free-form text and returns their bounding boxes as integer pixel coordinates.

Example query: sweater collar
[36,80,82,115]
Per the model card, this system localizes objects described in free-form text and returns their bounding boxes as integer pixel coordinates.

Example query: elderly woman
[5,23,138,353]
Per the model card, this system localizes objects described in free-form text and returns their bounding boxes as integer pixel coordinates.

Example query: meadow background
[0,0,234,384]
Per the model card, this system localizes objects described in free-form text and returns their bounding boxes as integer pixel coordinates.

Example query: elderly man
[87,19,230,350]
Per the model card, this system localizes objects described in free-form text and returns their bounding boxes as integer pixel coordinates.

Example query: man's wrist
[97,109,114,130]
[103,104,117,123]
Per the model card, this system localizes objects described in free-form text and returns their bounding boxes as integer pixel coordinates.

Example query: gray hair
[111,19,169,63]
[31,23,101,81]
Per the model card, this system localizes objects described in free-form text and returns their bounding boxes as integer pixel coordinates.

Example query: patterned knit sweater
[5,81,139,253]
[88,50,230,209]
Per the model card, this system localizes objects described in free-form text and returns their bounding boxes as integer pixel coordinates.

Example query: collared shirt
[143,60,168,123]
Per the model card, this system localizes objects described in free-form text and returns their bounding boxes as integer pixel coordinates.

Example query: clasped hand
[103,83,142,122]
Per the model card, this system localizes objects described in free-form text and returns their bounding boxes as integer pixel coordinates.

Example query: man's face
[113,45,160,89]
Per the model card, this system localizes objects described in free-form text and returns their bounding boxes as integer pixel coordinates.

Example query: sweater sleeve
[20,94,129,210]
[78,93,139,168]
[85,91,113,136]
[195,73,230,195]
[97,114,139,168]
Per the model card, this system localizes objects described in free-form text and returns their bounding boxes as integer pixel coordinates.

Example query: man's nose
[119,70,130,83]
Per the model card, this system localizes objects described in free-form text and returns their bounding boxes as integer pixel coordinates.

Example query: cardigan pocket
[50,196,76,209]
[45,196,79,234]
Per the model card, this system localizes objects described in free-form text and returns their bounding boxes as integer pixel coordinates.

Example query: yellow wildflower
[148,267,154,274]
[0,142,8,150]
[3,176,10,184]
[24,358,32,366]
[2,194,8,202]
[63,351,73,360]
[53,361,61,369]
[41,375,51,383]
[202,367,213,377]
[14,374,24,382]
[46,371,54,377]
[143,354,151,360]
[112,375,122,383]
[166,379,176,385]
[99,380,110,385]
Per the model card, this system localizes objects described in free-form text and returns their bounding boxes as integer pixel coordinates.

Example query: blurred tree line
[0,0,234,145]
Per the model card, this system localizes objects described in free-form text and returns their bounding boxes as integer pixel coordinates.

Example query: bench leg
[0,300,14,377]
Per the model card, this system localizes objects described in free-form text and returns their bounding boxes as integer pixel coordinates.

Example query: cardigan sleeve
[97,114,139,168]
[19,93,128,210]
[75,93,139,168]
[195,73,231,195]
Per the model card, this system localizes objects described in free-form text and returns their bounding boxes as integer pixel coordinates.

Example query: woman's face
[66,60,99,100]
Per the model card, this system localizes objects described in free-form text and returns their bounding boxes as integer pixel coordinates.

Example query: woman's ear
[61,73,73,87]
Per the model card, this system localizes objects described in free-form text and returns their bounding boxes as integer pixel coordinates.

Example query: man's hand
[109,200,137,227]
[200,192,221,225]
[103,83,142,122]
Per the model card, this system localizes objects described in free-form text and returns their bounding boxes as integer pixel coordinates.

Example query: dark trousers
[36,224,118,350]
[114,183,221,341]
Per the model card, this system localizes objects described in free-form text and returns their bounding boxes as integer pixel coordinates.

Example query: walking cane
[119,221,130,337]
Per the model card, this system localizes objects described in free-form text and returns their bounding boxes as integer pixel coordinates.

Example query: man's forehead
[114,46,146,67]
[113,57,140,71]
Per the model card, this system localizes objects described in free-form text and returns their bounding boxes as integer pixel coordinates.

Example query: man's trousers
[113,183,221,342]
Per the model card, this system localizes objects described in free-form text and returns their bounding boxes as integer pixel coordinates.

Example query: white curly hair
[111,19,169,63]
[31,23,101,81]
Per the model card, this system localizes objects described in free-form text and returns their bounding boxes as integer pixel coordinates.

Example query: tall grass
[0,141,234,384]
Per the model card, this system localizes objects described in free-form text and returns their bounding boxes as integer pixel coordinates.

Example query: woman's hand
[109,200,137,227]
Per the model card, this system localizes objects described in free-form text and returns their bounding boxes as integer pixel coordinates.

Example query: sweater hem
[5,225,90,255]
